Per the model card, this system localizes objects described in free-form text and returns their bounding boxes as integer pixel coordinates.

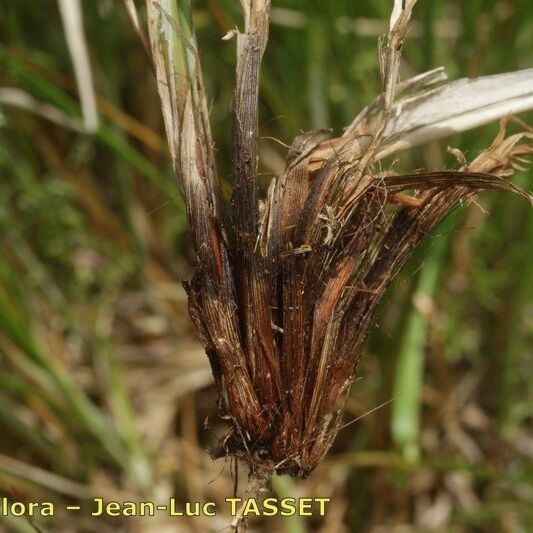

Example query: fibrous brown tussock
[125,0,533,480]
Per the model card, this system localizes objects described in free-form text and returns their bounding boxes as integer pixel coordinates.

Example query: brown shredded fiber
[125,0,533,485]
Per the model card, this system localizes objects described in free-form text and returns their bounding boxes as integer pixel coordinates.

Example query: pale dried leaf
[58,0,99,132]
[378,68,533,159]
[0,87,85,132]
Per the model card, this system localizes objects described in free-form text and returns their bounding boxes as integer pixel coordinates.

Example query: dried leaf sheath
[125,0,533,480]
[231,0,281,427]
[143,0,266,435]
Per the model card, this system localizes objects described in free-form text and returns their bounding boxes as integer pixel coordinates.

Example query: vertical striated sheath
[125,0,533,483]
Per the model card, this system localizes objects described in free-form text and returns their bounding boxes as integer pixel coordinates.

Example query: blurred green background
[0,0,532,531]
